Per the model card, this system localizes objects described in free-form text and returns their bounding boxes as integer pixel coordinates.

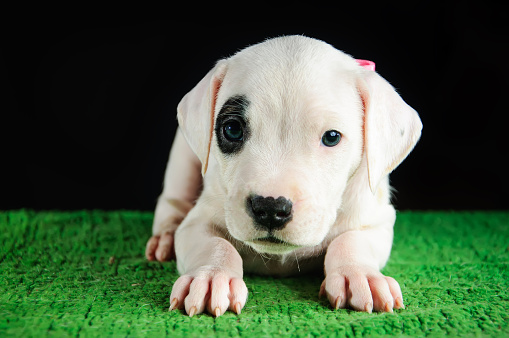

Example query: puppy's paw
[169,270,248,317]
[320,265,404,313]
[145,231,175,261]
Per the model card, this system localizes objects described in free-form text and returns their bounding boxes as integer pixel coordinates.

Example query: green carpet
[0,210,507,337]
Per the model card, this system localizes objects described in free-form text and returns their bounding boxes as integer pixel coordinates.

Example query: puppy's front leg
[169,207,248,317]
[146,129,202,261]
[321,225,404,313]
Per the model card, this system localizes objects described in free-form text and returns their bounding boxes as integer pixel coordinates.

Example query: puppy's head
[178,36,422,255]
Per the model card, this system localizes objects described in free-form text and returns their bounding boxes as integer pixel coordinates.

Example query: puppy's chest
[238,246,325,277]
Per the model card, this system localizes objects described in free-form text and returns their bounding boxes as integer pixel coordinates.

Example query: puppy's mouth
[254,235,286,244]
[247,235,300,254]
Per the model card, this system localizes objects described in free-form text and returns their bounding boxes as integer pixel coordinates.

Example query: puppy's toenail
[188,306,197,317]
[334,296,343,310]
[384,302,393,313]
[234,302,242,315]
[395,297,405,309]
[169,298,178,311]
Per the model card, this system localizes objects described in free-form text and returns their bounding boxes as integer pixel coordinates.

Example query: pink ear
[356,59,376,71]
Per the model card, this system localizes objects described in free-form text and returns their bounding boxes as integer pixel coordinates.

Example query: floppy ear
[177,60,228,176]
[358,70,422,193]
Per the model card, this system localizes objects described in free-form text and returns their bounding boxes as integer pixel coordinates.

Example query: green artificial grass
[0,210,508,337]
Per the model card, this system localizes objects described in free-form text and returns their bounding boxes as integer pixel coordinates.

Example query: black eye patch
[215,95,250,155]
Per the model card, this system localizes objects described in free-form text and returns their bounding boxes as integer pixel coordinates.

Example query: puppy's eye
[223,120,244,141]
[321,130,342,147]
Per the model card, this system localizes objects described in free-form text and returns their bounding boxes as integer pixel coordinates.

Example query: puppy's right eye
[223,120,244,142]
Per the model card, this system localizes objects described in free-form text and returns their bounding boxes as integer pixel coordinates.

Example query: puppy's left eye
[321,130,342,147]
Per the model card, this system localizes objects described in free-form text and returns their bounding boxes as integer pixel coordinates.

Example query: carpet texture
[0,210,507,337]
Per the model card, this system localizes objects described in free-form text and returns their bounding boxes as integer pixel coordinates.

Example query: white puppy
[146,35,422,317]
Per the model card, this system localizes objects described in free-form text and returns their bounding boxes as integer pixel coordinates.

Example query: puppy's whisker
[294,251,301,273]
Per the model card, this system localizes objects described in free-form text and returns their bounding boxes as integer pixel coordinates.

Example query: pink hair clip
[355,59,376,71]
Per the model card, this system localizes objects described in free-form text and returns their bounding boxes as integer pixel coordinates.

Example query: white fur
[146,35,422,316]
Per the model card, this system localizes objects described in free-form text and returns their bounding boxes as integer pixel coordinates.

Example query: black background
[1,3,508,211]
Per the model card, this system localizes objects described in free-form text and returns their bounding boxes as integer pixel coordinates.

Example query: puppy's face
[211,48,364,254]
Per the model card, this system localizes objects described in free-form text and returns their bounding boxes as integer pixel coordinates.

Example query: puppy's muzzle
[246,195,293,231]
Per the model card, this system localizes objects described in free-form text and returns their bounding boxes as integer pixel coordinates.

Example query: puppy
[146,35,422,317]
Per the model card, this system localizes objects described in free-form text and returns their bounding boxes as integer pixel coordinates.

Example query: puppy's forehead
[217,36,361,117]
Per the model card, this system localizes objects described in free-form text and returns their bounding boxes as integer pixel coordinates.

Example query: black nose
[246,195,293,231]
